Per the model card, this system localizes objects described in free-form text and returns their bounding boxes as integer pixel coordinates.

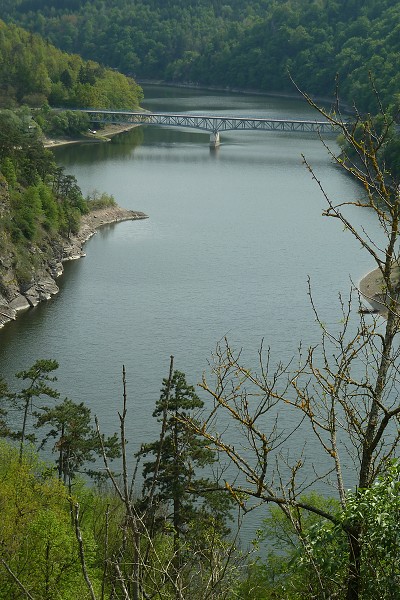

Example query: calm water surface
[0,86,382,542]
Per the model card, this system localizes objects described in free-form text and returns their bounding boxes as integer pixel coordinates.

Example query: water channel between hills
[0,85,385,545]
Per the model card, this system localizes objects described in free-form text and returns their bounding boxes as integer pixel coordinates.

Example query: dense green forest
[0,20,144,302]
[0,19,144,306]
[0,106,85,288]
[0,19,142,110]
[2,0,400,112]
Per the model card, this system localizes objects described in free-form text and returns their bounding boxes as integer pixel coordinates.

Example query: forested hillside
[0,20,144,327]
[0,19,142,109]
[2,0,400,111]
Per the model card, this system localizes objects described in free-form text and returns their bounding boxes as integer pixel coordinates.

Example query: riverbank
[359,265,400,315]
[43,123,139,148]
[0,205,148,329]
[63,205,148,261]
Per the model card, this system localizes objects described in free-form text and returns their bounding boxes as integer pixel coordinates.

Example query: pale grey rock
[37,277,59,299]
[24,287,41,307]
[0,292,9,306]
[52,262,64,278]
[0,303,16,327]
[9,294,30,312]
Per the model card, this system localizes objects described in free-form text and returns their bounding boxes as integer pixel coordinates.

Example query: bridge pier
[209,131,220,148]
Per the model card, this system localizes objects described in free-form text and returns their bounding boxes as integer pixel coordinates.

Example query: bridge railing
[67,108,351,146]
[78,109,342,135]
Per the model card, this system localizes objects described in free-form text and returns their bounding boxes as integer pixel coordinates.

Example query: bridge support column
[210,131,220,148]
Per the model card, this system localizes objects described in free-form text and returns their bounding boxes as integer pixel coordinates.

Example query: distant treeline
[2,0,400,112]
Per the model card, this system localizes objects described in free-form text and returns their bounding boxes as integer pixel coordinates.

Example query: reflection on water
[53,127,145,164]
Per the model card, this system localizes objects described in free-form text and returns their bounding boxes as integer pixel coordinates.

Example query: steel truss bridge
[81,109,341,146]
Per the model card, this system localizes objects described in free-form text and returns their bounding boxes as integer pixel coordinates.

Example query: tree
[0,440,101,600]
[35,397,120,488]
[0,377,11,438]
[137,362,233,592]
[38,181,59,232]
[49,167,87,237]
[93,363,242,600]
[11,185,43,240]
[182,89,400,600]
[140,368,215,529]
[11,359,60,461]
[0,109,25,161]
[60,68,74,89]
[1,156,17,187]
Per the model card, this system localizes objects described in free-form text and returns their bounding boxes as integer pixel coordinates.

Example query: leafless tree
[72,360,246,600]
[183,88,400,600]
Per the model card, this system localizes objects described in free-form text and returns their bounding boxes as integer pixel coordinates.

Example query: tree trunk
[346,525,362,600]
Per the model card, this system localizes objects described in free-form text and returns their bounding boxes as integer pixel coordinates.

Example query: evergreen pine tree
[138,368,232,569]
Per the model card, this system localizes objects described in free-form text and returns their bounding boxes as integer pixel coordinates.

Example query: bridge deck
[81,109,340,134]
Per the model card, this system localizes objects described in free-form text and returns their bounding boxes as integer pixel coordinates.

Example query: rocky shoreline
[0,205,148,329]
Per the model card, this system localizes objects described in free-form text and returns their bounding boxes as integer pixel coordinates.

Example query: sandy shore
[359,264,400,314]
[359,268,383,297]
[43,123,139,148]
[359,268,386,312]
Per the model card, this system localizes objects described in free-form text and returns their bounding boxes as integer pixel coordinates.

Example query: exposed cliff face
[0,203,148,329]
[0,177,58,326]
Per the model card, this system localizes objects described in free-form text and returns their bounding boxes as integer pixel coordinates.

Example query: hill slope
[2,0,400,111]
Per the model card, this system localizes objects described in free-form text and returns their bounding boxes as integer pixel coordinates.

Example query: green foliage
[338,113,400,188]
[35,397,121,486]
[243,465,400,599]
[37,181,59,232]
[0,19,142,110]
[0,104,94,290]
[235,557,286,600]
[10,359,60,459]
[11,185,43,240]
[0,108,28,162]
[2,0,400,114]
[247,494,344,600]
[1,359,120,487]
[341,461,400,598]
[382,131,400,175]
[0,441,101,600]
[39,109,91,137]
[1,157,17,187]
[137,368,234,593]
[139,370,227,533]
[0,364,242,599]
[0,107,54,185]
[86,189,116,210]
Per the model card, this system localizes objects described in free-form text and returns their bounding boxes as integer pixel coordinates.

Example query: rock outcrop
[0,206,148,329]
